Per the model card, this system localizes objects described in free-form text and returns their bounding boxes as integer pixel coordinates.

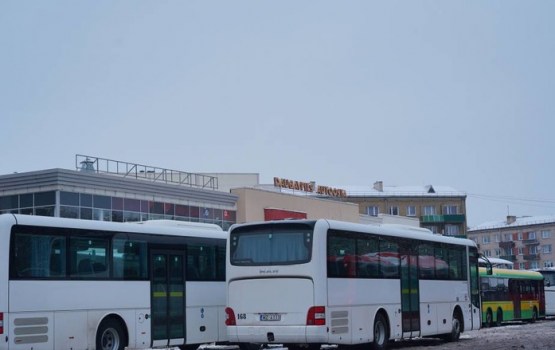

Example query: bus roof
[230,218,477,247]
[1,214,228,240]
[479,267,544,280]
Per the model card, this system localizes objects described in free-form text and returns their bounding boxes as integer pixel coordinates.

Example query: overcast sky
[1,1,554,228]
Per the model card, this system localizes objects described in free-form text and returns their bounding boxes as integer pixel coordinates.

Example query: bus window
[379,239,399,278]
[435,246,449,279]
[11,233,66,278]
[113,238,148,279]
[70,236,109,278]
[357,237,379,278]
[418,244,435,279]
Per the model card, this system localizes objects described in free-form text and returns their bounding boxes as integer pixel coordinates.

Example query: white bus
[225,219,481,350]
[0,214,228,350]
[534,268,555,316]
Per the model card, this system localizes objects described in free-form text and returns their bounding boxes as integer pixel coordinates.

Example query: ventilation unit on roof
[79,158,96,173]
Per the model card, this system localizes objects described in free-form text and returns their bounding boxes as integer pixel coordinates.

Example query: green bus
[480,267,545,327]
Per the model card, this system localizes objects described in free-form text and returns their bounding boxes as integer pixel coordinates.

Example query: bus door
[400,245,420,337]
[509,279,521,319]
[150,250,186,348]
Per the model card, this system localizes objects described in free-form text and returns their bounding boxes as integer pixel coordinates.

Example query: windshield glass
[230,223,314,266]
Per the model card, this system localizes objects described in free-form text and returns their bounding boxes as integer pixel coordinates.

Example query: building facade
[467,215,555,270]
[0,168,238,229]
[341,181,467,236]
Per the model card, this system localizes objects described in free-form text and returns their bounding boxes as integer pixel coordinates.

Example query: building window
[518,262,526,270]
[423,206,436,215]
[528,231,536,240]
[442,205,458,215]
[517,247,523,255]
[445,225,460,236]
[495,249,501,257]
[542,230,552,239]
[389,206,399,215]
[545,261,554,268]
[503,233,512,242]
[543,245,552,254]
[407,206,416,217]
[482,236,491,244]
[483,250,491,257]
[530,261,539,269]
[366,206,379,216]
[494,234,500,242]
[518,232,523,240]
[530,246,538,254]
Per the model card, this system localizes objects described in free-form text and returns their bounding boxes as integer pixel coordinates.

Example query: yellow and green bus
[480,267,545,327]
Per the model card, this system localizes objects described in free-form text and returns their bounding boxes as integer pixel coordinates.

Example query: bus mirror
[486,265,493,275]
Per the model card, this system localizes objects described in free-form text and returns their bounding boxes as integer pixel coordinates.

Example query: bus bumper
[227,325,329,344]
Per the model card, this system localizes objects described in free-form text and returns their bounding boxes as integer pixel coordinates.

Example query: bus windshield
[230,223,313,266]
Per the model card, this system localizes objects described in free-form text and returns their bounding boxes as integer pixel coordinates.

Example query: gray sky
[1,1,554,228]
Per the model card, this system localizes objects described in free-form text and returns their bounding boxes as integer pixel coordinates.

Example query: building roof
[0,168,238,206]
[342,184,466,197]
[468,215,555,232]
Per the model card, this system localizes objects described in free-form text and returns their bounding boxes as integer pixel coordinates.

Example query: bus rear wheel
[442,312,462,342]
[485,309,494,327]
[370,312,389,350]
[96,318,127,350]
[530,307,538,323]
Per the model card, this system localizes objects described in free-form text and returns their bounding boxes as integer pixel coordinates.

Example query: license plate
[260,313,281,321]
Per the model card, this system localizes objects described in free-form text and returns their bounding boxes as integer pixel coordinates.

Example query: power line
[467,193,555,209]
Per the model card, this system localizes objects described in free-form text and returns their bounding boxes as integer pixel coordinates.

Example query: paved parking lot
[198,318,555,350]
[389,318,555,350]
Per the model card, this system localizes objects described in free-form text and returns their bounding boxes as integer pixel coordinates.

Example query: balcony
[523,239,540,246]
[524,254,541,261]
[443,214,466,223]
[421,215,444,223]
[499,241,515,249]
[499,255,517,261]
[420,214,466,224]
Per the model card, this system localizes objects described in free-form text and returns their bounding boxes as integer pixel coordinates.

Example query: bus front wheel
[370,312,389,350]
[96,317,127,350]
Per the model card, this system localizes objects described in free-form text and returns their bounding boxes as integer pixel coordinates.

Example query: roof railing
[75,154,218,190]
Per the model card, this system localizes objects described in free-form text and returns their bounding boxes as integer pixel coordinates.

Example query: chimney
[373,181,383,192]
[506,215,516,225]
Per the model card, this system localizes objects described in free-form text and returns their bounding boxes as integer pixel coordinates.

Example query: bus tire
[496,308,503,326]
[442,311,462,342]
[370,312,389,350]
[530,307,538,323]
[485,309,494,328]
[239,343,261,350]
[96,317,128,350]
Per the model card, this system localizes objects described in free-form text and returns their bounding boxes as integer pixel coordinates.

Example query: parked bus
[533,268,555,316]
[0,214,227,350]
[480,267,544,327]
[225,219,481,350]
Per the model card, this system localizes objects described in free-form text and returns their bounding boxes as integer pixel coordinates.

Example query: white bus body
[226,219,481,349]
[535,268,555,316]
[0,214,228,350]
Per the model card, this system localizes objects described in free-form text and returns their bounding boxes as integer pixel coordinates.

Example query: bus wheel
[530,307,538,323]
[444,312,461,342]
[96,318,127,350]
[485,309,493,328]
[371,312,389,350]
[496,309,503,327]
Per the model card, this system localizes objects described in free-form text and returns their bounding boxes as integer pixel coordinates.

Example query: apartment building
[467,215,555,270]
[341,181,467,236]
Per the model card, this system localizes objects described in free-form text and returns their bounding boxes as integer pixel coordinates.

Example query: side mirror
[486,265,493,275]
